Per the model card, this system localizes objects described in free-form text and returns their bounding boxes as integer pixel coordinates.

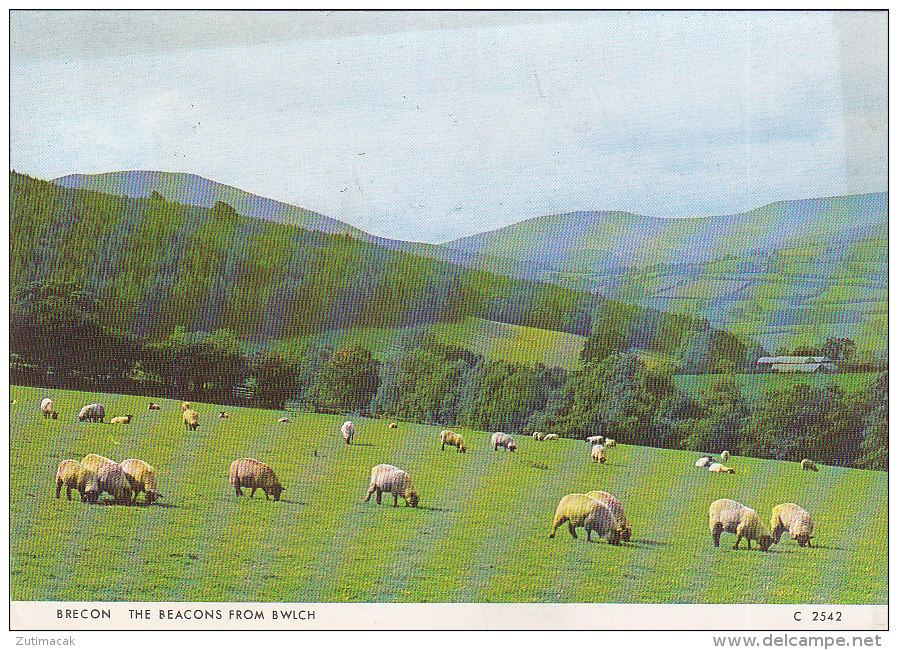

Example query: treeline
[10,172,706,348]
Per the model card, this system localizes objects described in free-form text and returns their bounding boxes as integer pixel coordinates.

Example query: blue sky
[10,11,886,243]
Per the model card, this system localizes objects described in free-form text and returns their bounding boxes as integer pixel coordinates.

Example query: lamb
[721,450,730,463]
[548,493,621,544]
[770,503,814,547]
[591,444,606,464]
[708,498,773,551]
[40,398,58,420]
[148,403,161,410]
[110,415,133,425]
[55,460,99,503]
[341,420,355,445]
[121,458,160,504]
[364,464,419,507]
[81,453,116,474]
[96,462,134,505]
[78,403,105,423]
[695,456,714,468]
[183,409,200,431]
[439,429,467,453]
[491,432,516,452]
[278,417,290,423]
[586,490,632,542]
[708,463,736,474]
[585,435,604,445]
[605,439,616,448]
[228,458,284,501]
[544,433,559,440]
[800,459,819,472]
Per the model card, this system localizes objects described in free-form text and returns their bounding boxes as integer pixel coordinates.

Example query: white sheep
[708,498,773,551]
[543,433,559,440]
[109,415,133,425]
[548,493,621,544]
[218,411,229,419]
[40,398,58,420]
[490,432,516,452]
[695,456,714,468]
[605,438,616,448]
[389,422,398,429]
[148,402,161,410]
[591,444,606,464]
[364,464,419,507]
[278,417,290,423]
[800,458,819,472]
[532,431,545,440]
[721,450,730,463]
[439,429,467,453]
[585,435,604,445]
[585,490,631,542]
[770,503,814,547]
[341,420,355,445]
[78,403,105,423]
[183,409,200,431]
[708,462,736,474]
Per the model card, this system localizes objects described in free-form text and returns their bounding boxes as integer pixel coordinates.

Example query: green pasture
[673,372,878,401]
[10,386,887,603]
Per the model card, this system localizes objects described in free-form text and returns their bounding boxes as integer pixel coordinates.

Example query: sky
[9,11,887,244]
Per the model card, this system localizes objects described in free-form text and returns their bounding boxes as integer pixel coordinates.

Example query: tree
[312,345,381,414]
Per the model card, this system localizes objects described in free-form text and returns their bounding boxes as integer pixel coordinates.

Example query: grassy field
[10,386,887,604]
[673,372,877,401]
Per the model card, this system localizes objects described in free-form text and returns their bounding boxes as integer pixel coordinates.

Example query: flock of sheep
[37,396,819,551]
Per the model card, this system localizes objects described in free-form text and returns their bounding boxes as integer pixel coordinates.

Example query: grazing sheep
[148,402,161,410]
[708,463,736,474]
[439,429,467,453]
[228,458,284,501]
[708,499,773,551]
[218,411,229,419]
[109,415,132,425]
[532,431,546,440]
[389,422,398,429]
[182,402,191,411]
[721,450,730,463]
[605,438,616,448]
[364,464,419,507]
[544,433,559,440]
[586,490,631,542]
[40,398,58,420]
[78,403,105,423]
[183,409,200,431]
[81,453,116,474]
[548,493,621,544]
[341,420,355,445]
[591,444,607,464]
[278,417,290,423]
[55,460,99,503]
[770,503,814,547]
[585,435,604,446]
[800,458,819,472]
[491,432,517,452]
[695,456,714,468]
[96,462,134,505]
[121,459,160,504]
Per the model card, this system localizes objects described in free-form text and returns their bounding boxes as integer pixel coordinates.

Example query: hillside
[10,386,887,603]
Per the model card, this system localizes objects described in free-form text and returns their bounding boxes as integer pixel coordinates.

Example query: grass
[10,385,887,604]
[672,372,878,401]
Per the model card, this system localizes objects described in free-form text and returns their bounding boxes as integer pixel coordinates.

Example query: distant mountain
[444,193,888,273]
[53,170,553,279]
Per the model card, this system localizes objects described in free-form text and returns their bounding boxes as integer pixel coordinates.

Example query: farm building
[757,356,837,373]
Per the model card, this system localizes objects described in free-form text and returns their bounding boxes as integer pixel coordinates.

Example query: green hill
[10,386,887,603]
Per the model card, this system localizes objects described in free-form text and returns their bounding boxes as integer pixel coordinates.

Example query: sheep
[439,429,467,453]
[548,493,621,544]
[585,435,604,446]
[586,490,632,542]
[96,462,134,505]
[81,453,116,474]
[708,463,736,474]
[55,460,99,503]
[40,398,58,420]
[182,402,191,411]
[229,458,284,501]
[278,417,290,423]
[605,438,616,448]
[695,456,714,468]
[591,444,606,464]
[800,459,819,472]
[78,403,105,423]
[148,402,161,410]
[491,432,516,452]
[218,411,229,419]
[770,503,815,547]
[721,450,730,463]
[532,431,546,441]
[341,420,355,445]
[544,433,559,440]
[364,464,419,507]
[708,499,773,551]
[121,459,160,504]
[389,422,398,429]
[183,409,200,431]
[109,415,133,425]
